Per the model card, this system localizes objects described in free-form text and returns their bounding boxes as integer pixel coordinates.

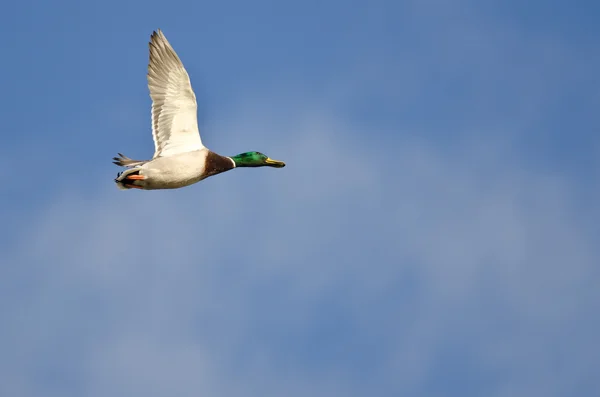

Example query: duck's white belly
[139,150,209,190]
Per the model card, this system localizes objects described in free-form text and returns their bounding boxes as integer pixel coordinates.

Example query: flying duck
[113,29,285,190]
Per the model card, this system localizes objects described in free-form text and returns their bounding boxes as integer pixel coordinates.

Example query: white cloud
[1,104,598,396]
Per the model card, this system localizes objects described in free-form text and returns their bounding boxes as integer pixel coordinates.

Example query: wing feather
[147,30,204,158]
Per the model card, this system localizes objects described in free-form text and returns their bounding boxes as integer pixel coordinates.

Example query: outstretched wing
[147,29,204,158]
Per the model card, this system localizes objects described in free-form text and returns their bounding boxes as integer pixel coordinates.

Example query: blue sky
[1,0,599,396]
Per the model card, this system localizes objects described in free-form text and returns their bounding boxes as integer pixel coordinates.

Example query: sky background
[1,0,599,396]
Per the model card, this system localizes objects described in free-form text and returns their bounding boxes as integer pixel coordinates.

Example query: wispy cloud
[1,101,598,396]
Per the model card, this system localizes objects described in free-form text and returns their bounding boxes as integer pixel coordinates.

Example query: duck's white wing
[147,29,204,158]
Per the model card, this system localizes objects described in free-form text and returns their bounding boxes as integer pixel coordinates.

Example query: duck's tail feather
[112,153,148,167]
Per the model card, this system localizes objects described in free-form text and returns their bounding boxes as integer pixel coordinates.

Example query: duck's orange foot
[126,174,147,181]
[123,183,144,190]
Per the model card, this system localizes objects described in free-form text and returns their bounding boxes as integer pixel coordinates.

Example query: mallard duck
[113,29,285,190]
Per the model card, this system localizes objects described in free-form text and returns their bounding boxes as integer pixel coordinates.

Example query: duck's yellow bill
[265,158,286,168]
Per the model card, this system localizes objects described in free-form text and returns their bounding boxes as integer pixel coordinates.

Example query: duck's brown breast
[203,151,235,178]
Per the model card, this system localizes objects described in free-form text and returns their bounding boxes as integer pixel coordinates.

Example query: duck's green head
[231,151,286,168]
